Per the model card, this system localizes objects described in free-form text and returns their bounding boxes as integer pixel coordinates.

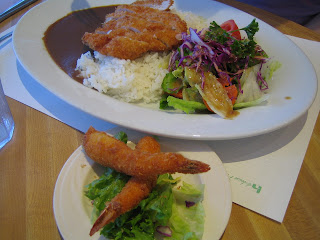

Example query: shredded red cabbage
[169,27,269,91]
[185,201,196,208]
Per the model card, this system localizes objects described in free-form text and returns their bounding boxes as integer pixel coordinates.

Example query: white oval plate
[53,133,232,240]
[13,0,317,140]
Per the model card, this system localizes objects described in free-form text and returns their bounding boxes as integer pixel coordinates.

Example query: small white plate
[53,133,232,240]
[13,0,317,140]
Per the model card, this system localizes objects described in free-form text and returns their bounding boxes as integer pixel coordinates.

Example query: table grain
[0,0,319,239]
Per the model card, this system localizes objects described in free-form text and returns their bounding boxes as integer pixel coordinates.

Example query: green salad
[160,19,281,117]
[84,132,206,240]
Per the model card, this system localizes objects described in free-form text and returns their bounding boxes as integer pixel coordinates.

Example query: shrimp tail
[89,202,120,236]
[180,160,211,174]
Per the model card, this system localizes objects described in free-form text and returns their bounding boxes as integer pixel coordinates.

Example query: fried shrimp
[83,127,210,178]
[134,135,161,154]
[89,136,159,236]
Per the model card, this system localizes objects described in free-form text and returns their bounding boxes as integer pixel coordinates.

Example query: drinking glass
[0,78,14,149]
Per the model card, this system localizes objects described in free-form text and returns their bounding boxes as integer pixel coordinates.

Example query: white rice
[75,11,208,103]
[173,10,208,32]
[76,51,170,103]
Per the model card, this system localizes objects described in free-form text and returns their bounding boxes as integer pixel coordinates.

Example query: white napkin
[209,36,320,222]
[1,26,319,222]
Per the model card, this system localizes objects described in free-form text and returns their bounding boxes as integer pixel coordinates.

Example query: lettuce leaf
[264,60,282,81]
[172,181,204,203]
[160,94,170,109]
[85,168,130,222]
[85,171,206,240]
[172,66,184,78]
[234,61,280,109]
[234,94,269,109]
[235,65,263,104]
[164,182,205,240]
[85,171,176,239]
[166,96,207,114]
[114,131,128,143]
[161,72,183,94]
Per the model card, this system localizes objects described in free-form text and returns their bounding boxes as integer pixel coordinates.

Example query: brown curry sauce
[42,6,117,83]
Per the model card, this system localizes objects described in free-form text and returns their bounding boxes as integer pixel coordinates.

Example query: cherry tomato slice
[220,19,241,40]
[170,89,183,99]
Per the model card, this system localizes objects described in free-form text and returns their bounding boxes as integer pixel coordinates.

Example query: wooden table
[0,0,319,239]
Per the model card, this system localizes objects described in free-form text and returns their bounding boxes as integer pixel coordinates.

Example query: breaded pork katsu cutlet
[82,0,187,60]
